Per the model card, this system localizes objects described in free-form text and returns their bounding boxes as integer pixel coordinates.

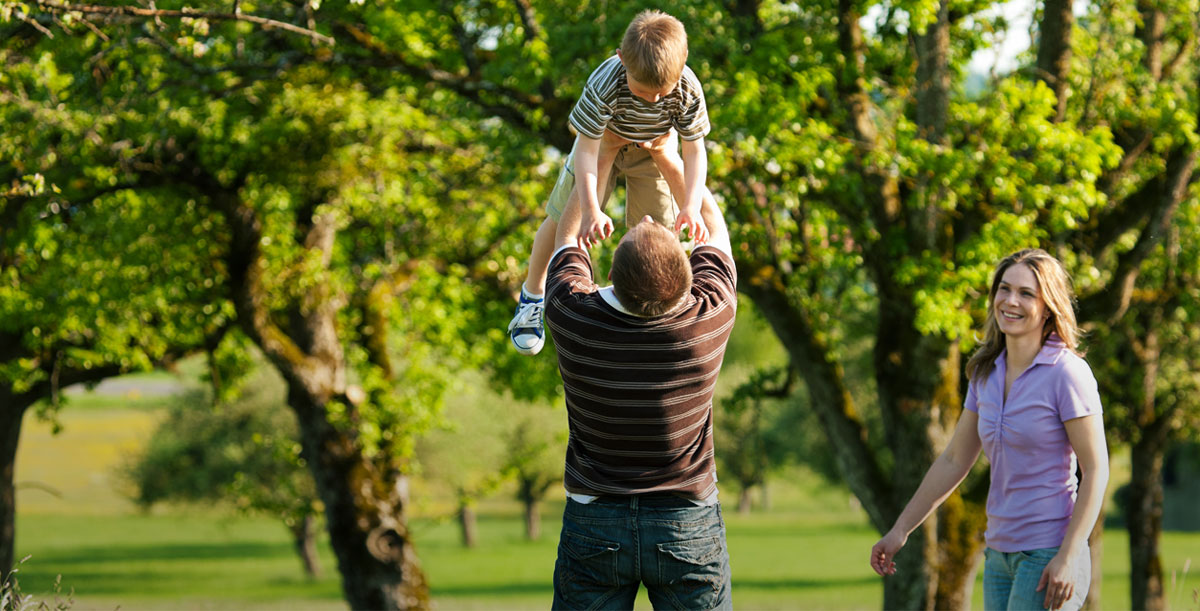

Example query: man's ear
[616,49,624,64]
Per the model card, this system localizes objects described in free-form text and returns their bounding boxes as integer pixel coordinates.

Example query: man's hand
[578,205,614,249]
[674,206,709,244]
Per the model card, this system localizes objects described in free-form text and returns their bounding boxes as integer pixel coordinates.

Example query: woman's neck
[1005,333,1042,372]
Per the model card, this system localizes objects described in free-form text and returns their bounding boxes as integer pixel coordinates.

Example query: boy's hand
[601,129,634,150]
[674,206,709,244]
[579,206,614,249]
[637,130,679,156]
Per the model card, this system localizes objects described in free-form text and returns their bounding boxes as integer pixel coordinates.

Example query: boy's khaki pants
[545,140,677,228]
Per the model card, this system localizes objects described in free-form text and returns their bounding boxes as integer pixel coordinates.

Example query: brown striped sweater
[544,245,737,500]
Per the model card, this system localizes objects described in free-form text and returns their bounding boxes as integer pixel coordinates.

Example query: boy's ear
[616,49,624,64]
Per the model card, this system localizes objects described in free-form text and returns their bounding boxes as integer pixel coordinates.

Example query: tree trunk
[289,384,429,609]
[1136,0,1165,79]
[0,398,26,585]
[221,197,430,610]
[914,0,950,143]
[875,305,955,611]
[524,496,540,541]
[884,523,937,610]
[1037,0,1074,121]
[934,493,987,610]
[738,486,752,514]
[1128,431,1168,611]
[459,502,477,549]
[290,513,322,580]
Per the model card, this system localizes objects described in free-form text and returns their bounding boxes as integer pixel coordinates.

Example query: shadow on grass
[430,575,879,598]
[733,575,880,590]
[729,520,874,537]
[431,581,549,597]
[31,541,291,564]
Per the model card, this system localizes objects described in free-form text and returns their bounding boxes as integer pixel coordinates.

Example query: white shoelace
[509,300,544,333]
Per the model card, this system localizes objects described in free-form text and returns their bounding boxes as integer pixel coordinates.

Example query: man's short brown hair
[620,10,688,89]
[611,221,692,317]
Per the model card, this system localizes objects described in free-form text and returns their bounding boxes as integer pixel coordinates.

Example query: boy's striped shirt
[569,55,710,144]
[544,245,737,500]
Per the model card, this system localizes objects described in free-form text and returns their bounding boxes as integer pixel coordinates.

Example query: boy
[508,9,713,355]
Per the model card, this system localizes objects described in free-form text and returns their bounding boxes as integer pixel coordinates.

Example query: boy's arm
[574,134,613,247]
[639,131,707,243]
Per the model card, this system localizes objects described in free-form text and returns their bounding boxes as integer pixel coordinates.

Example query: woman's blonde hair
[965,248,1083,382]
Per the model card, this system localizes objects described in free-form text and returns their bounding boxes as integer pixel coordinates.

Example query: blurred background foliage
[3,0,1199,609]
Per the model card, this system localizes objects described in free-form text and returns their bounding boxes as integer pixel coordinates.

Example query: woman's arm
[1037,414,1108,609]
[870,410,983,575]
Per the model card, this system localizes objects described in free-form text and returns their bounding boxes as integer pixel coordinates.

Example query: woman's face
[994,263,1048,340]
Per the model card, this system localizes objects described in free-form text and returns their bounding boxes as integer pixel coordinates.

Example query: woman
[870,249,1108,611]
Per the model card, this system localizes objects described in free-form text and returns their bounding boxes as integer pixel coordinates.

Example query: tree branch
[512,0,541,42]
[334,22,564,148]
[739,263,895,532]
[28,0,334,45]
[1079,146,1198,324]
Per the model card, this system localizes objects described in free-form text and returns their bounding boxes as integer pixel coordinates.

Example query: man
[544,180,737,610]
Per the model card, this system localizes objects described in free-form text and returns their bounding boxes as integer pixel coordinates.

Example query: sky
[861,0,1037,76]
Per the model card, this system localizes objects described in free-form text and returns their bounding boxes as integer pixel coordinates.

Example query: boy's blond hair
[620,10,688,89]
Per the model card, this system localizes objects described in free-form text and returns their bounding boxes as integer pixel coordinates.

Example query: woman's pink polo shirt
[964,334,1103,553]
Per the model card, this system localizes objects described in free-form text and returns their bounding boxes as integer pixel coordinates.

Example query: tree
[0,166,225,583]
[7,1,1198,608]
[2,6,554,604]
[413,375,511,549]
[501,405,566,540]
[1083,205,1200,610]
[716,367,796,513]
[122,360,325,579]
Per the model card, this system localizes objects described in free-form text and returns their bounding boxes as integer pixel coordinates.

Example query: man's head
[611,216,692,317]
[619,10,688,99]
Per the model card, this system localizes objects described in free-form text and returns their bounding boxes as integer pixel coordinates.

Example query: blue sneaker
[508,290,545,355]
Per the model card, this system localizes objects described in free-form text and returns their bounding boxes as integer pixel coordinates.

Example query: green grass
[13,377,1200,610]
[15,503,1199,610]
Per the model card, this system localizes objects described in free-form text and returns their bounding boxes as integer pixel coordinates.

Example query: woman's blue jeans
[551,495,733,610]
[982,545,1090,611]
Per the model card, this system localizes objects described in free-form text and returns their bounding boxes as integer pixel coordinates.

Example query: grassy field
[13,389,1200,610]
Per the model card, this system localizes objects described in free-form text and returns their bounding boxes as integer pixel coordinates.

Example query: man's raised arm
[698,188,731,256]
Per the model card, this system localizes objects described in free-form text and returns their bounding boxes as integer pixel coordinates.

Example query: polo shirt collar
[1034,333,1067,366]
[599,286,637,315]
[993,333,1068,370]
[599,286,692,318]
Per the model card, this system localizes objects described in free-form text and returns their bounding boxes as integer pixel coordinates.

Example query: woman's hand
[1036,551,1077,609]
[869,529,907,576]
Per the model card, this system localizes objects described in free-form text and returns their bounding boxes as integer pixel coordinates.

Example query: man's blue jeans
[983,546,1090,611]
[551,495,733,610]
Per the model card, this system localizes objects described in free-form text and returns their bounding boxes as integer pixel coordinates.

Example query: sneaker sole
[511,337,544,356]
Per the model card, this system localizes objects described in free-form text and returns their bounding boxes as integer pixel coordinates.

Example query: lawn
[12,391,1200,610]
